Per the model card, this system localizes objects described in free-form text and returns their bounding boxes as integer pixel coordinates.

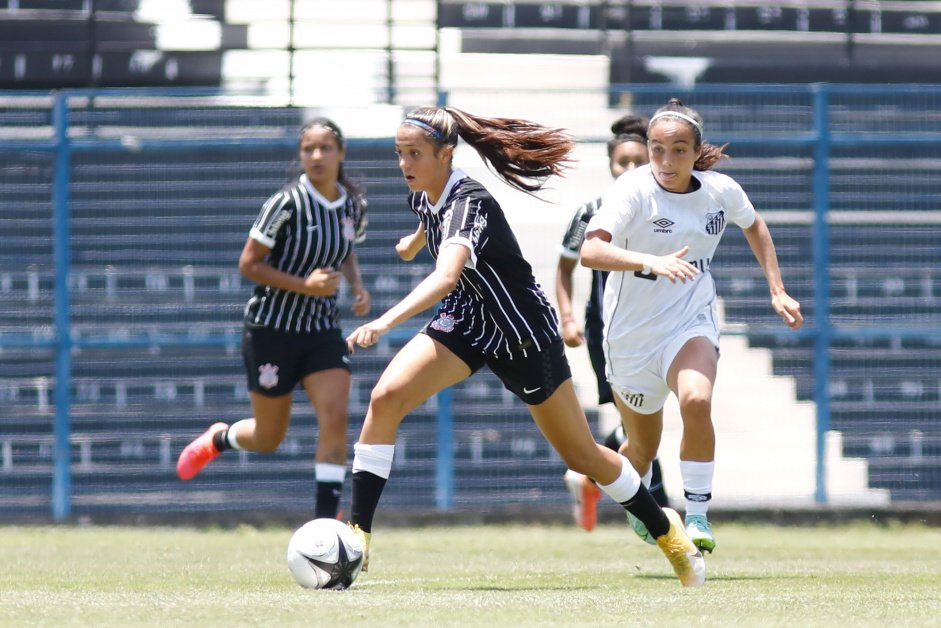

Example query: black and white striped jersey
[558,197,608,344]
[409,169,560,357]
[244,174,367,333]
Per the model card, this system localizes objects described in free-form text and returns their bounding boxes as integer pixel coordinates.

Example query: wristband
[642,254,655,274]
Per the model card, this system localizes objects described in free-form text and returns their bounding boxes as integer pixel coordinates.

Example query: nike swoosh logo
[523,387,541,394]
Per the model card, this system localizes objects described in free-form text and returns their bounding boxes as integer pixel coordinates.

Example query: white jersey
[586,165,756,376]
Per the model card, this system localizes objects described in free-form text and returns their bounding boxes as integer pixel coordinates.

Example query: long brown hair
[402,106,574,194]
[649,98,729,171]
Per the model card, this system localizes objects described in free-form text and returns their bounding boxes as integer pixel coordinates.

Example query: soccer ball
[286,518,364,590]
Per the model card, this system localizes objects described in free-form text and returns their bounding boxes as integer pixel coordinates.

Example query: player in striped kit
[177,118,371,520]
[556,114,672,531]
[581,99,803,553]
[344,106,705,587]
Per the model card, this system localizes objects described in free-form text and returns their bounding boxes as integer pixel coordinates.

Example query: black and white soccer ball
[286,518,364,590]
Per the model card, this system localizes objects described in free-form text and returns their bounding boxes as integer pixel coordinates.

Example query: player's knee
[679,391,712,422]
[368,383,409,420]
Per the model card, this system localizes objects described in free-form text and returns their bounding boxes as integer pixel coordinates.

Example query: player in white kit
[581,99,803,553]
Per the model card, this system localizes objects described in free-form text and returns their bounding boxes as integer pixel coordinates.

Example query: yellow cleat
[656,507,706,588]
[348,523,371,572]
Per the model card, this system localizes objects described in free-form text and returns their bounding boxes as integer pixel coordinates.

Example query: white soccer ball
[286,518,364,590]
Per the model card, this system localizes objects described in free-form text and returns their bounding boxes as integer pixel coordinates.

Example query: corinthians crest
[258,363,279,389]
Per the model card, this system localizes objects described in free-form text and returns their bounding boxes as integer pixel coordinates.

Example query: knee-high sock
[680,459,714,516]
[350,443,394,533]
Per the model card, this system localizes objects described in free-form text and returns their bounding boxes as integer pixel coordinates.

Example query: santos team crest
[705,210,726,235]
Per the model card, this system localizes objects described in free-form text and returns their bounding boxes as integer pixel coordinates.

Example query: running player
[176,118,371,520]
[580,99,803,553]
[556,114,671,531]
[345,105,705,587]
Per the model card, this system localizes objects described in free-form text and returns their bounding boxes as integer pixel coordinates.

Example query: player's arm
[395,223,426,261]
[580,230,698,284]
[556,255,584,347]
[238,237,340,297]
[347,243,469,351]
[340,250,371,316]
[741,213,803,330]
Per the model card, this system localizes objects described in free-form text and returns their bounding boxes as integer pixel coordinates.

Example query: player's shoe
[656,507,706,588]
[626,511,657,545]
[563,469,602,532]
[348,523,371,572]
[685,514,716,554]
[176,422,228,481]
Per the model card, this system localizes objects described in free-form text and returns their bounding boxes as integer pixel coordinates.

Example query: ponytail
[402,106,574,194]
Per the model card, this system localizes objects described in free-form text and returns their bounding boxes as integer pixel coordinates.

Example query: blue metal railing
[4,85,941,518]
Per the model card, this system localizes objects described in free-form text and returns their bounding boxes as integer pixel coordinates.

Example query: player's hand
[346,319,391,353]
[649,246,700,284]
[303,268,342,296]
[772,292,803,330]
[395,233,421,261]
[561,319,584,347]
[350,286,372,317]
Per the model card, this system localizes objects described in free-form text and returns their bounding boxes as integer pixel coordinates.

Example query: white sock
[598,454,642,503]
[226,419,250,450]
[352,442,395,480]
[315,462,346,483]
[680,459,715,516]
[641,465,653,489]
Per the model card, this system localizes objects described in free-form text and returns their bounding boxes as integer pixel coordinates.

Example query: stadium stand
[2,2,941,517]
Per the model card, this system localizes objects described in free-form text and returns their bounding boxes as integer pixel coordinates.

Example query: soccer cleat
[626,512,657,545]
[563,469,602,532]
[656,507,706,588]
[685,514,717,554]
[348,523,371,572]
[176,422,228,481]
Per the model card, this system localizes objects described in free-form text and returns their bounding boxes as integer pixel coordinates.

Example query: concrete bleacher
[0,119,576,517]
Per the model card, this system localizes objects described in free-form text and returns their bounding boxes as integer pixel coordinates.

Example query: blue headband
[403,118,443,140]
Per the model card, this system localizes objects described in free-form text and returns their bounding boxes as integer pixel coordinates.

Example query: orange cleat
[176,422,228,481]
[563,469,603,531]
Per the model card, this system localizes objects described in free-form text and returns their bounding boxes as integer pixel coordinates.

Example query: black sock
[351,471,387,534]
[211,429,232,452]
[603,429,622,452]
[621,485,670,539]
[649,457,670,508]
[315,481,343,519]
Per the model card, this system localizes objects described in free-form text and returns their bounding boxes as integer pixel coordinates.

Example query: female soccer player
[580,99,803,553]
[556,114,671,532]
[345,105,705,587]
[176,118,371,520]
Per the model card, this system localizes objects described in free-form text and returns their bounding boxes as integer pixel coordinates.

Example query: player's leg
[176,391,292,480]
[614,398,665,545]
[528,381,704,587]
[350,334,472,570]
[603,422,669,507]
[667,336,719,553]
[561,337,610,531]
[178,324,301,480]
[302,368,352,519]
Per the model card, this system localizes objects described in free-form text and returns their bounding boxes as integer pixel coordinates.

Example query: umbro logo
[652,218,674,233]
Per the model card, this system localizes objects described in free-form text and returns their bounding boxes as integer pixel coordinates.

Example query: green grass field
[2,522,938,627]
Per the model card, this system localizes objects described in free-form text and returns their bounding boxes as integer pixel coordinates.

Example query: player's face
[299,127,344,188]
[647,119,702,193]
[395,125,453,203]
[609,140,648,179]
